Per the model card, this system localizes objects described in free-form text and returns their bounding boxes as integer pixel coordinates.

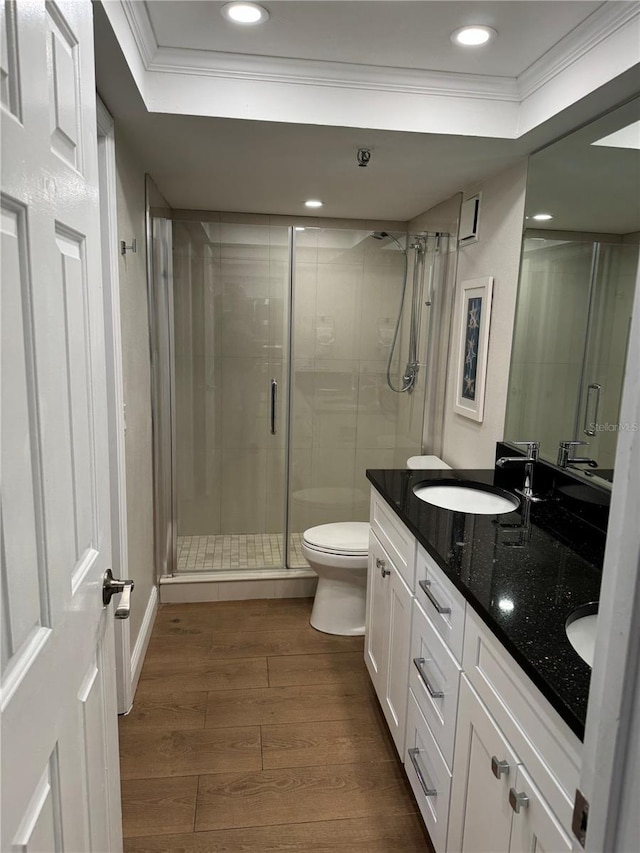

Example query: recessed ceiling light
[451,26,497,47]
[304,200,323,209]
[295,226,306,231]
[221,2,269,25]
[532,213,553,221]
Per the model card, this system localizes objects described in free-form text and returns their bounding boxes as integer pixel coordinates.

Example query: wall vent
[459,193,481,246]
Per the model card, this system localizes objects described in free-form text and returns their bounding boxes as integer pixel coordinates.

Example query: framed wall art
[453,276,494,422]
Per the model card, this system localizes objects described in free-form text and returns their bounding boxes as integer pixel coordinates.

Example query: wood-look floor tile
[204,682,377,728]
[121,776,198,838]
[208,627,363,660]
[267,651,368,688]
[137,657,268,694]
[144,635,212,665]
[261,717,397,769]
[119,727,262,779]
[153,599,314,636]
[123,813,433,852]
[194,762,418,831]
[119,693,207,732]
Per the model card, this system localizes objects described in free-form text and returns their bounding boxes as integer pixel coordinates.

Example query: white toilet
[303,456,452,636]
[302,522,369,636]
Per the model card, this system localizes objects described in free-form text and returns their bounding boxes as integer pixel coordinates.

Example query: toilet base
[309,574,366,636]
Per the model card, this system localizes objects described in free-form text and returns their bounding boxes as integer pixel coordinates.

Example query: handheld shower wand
[371,231,424,393]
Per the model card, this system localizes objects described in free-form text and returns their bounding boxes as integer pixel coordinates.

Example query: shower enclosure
[505,233,639,478]
[149,216,451,577]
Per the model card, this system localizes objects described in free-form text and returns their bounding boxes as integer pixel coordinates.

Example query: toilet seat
[302,522,369,556]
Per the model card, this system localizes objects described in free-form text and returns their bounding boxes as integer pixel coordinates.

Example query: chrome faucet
[557,440,599,470]
[496,441,544,503]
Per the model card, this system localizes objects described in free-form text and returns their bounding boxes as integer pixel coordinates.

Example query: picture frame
[453,276,494,422]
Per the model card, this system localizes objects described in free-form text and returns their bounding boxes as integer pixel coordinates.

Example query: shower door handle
[583,383,601,436]
[270,379,278,435]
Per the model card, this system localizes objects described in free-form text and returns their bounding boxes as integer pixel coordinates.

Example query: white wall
[115,130,156,647]
[442,161,528,468]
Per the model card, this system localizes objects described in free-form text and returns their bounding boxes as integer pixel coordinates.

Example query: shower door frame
[151,219,299,579]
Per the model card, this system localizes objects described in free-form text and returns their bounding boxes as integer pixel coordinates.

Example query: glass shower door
[172,219,290,572]
[287,227,413,568]
[577,241,639,476]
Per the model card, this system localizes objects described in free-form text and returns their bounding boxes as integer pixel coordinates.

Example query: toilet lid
[303,522,370,555]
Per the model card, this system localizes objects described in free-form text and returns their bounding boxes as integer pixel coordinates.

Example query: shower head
[371,231,389,240]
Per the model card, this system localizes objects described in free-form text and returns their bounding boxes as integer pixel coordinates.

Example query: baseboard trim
[159,572,318,603]
[130,585,158,696]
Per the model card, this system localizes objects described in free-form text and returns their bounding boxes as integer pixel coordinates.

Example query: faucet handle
[512,440,539,461]
[557,439,589,468]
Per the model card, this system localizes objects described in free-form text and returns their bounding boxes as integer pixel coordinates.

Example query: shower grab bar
[270,379,278,435]
[583,383,601,437]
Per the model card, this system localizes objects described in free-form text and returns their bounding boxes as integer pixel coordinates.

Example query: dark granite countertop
[366,467,605,741]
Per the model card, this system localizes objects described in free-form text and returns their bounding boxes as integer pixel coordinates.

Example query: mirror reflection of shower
[371,231,426,393]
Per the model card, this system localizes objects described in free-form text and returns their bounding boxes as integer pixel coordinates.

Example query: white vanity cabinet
[365,520,413,757]
[365,486,582,853]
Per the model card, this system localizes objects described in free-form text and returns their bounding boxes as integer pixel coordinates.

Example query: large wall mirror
[505,97,640,487]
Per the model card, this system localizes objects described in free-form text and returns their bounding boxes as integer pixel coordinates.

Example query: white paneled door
[1,1,123,851]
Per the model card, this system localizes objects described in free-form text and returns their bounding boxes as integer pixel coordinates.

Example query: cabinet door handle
[413,657,444,699]
[408,748,437,797]
[491,756,510,779]
[418,579,451,615]
[376,557,390,577]
[509,788,529,813]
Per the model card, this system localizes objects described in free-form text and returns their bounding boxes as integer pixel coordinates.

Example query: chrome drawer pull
[509,788,529,813]
[408,748,436,797]
[413,657,444,699]
[491,756,510,779]
[418,579,451,615]
[376,557,390,577]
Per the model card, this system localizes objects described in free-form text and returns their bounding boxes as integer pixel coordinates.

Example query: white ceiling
[113,111,522,219]
[95,1,640,223]
[145,0,602,77]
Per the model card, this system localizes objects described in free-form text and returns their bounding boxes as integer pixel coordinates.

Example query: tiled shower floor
[177,533,308,572]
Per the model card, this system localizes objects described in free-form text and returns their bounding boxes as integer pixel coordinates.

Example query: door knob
[491,756,510,779]
[376,557,390,577]
[103,569,134,619]
[509,787,529,814]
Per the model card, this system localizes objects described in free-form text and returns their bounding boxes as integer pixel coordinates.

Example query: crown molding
[115,0,640,122]
[517,1,640,100]
[120,0,157,67]
[148,47,519,102]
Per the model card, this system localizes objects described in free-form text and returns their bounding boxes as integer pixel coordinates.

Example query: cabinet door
[448,677,520,853]
[365,531,390,696]
[508,765,574,853]
[383,566,413,756]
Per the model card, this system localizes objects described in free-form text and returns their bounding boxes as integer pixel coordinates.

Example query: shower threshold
[176,532,308,572]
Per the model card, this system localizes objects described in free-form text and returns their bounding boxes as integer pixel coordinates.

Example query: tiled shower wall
[173,216,426,542]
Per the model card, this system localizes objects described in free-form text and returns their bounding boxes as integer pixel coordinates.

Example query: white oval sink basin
[412,483,520,515]
[566,604,598,667]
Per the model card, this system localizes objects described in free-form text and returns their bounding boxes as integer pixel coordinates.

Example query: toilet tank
[406,455,452,470]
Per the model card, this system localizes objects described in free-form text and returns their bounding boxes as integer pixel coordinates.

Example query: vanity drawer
[415,544,466,663]
[370,488,416,589]
[405,690,452,853]
[410,600,461,769]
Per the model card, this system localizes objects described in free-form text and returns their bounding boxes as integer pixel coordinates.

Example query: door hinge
[572,788,589,848]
